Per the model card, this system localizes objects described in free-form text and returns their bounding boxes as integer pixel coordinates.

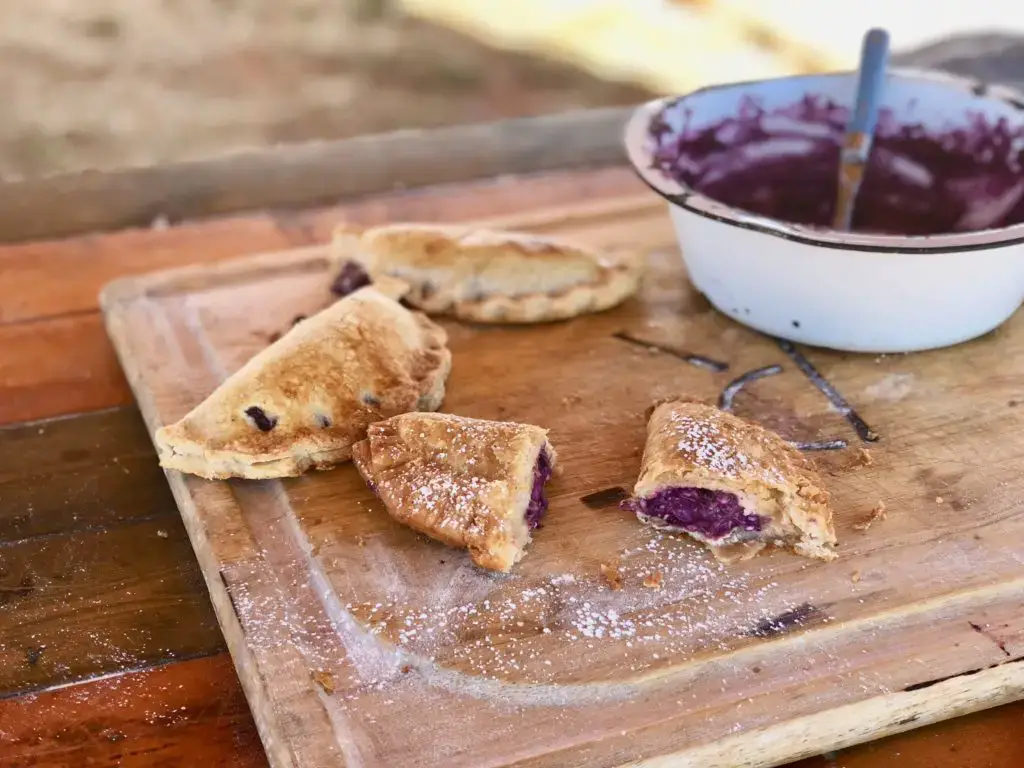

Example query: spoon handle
[833,28,891,231]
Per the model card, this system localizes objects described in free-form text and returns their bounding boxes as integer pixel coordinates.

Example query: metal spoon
[833,28,891,231]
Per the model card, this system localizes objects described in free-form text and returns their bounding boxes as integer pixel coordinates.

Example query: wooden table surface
[1,164,1023,768]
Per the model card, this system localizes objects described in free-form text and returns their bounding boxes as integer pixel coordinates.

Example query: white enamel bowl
[624,69,1024,353]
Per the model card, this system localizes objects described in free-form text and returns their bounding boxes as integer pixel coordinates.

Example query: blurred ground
[3,1,1019,180]
[0,0,652,179]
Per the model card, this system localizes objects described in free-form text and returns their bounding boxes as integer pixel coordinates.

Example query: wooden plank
[0,313,131,426]
[292,166,643,252]
[0,215,296,326]
[0,168,640,427]
[100,196,1024,767]
[0,167,639,326]
[0,408,224,697]
[0,409,184,547]
[0,518,224,696]
[791,701,1024,768]
[0,109,630,245]
[0,653,266,768]
[5,652,1024,768]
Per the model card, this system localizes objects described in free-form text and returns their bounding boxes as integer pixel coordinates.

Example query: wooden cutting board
[100,193,1024,768]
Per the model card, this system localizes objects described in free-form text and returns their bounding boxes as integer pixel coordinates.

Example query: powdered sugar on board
[662,406,787,485]
[331,528,802,686]
[229,472,819,699]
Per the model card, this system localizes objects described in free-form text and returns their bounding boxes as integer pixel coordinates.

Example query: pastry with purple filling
[154,287,451,480]
[627,400,837,562]
[330,223,642,323]
[351,412,557,572]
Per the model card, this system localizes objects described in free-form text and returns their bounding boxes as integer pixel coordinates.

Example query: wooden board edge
[101,302,297,767]
[639,659,1024,768]
[0,107,633,245]
[97,191,1024,766]
[166,471,299,768]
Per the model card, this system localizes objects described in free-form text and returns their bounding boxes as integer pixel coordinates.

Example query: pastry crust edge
[633,398,838,563]
[351,415,557,573]
[331,223,643,324]
[154,295,452,481]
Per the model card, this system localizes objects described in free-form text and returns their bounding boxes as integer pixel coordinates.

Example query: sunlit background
[1,0,1015,179]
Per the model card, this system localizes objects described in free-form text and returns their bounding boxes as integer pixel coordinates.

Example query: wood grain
[0,168,640,426]
[0,167,639,326]
[0,314,131,426]
[843,709,1024,768]
[100,196,1024,767]
[0,108,630,244]
[0,216,296,326]
[792,700,1024,768]
[0,409,175,542]
[0,409,223,697]
[0,653,266,768]
[5,650,1024,768]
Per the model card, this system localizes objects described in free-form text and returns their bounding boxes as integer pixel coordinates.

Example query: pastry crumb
[642,571,663,590]
[311,670,335,695]
[935,496,944,504]
[851,570,861,583]
[853,501,887,531]
[857,448,874,466]
[561,394,582,407]
[600,563,623,591]
[356,536,366,547]
[156,529,168,538]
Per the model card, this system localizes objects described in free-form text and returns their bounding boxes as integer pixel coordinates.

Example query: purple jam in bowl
[526,450,553,529]
[648,87,1024,236]
[631,487,763,541]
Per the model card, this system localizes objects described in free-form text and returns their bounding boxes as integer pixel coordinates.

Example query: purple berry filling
[244,405,277,432]
[633,487,763,541]
[330,261,373,298]
[648,93,1024,235]
[525,450,553,529]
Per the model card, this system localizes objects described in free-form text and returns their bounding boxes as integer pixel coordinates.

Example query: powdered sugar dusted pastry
[155,287,451,480]
[330,223,642,323]
[627,400,837,562]
[351,412,557,572]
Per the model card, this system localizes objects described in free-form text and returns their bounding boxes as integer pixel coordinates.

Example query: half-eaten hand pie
[155,287,451,480]
[351,412,557,572]
[330,222,642,323]
[627,399,837,562]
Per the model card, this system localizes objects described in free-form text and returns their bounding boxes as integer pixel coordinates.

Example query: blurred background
[2,0,1018,180]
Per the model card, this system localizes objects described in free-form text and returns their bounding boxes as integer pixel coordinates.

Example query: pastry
[155,287,451,480]
[351,412,557,572]
[626,399,837,562]
[330,223,642,323]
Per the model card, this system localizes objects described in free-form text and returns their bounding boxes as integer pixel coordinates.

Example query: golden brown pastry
[351,412,557,572]
[330,223,642,323]
[627,400,837,562]
[155,287,451,480]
